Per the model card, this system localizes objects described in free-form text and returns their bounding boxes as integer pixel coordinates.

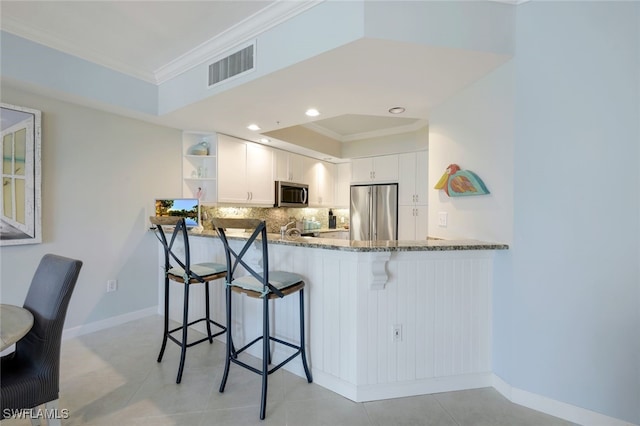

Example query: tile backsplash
[201,206,349,233]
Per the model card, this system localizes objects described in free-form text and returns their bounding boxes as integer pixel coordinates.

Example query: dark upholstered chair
[212,218,312,420]
[150,216,227,384]
[0,254,83,425]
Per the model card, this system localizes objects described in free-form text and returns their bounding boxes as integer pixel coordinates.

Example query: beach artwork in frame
[1,103,42,246]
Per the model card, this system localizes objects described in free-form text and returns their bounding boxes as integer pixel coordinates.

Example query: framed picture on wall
[0,103,42,246]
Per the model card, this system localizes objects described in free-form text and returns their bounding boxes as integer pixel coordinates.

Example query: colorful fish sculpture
[434,164,489,197]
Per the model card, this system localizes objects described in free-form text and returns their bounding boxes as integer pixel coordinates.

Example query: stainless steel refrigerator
[350,183,398,241]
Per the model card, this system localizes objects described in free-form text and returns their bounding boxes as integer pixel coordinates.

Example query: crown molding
[303,118,428,143]
[340,119,428,142]
[153,0,323,84]
[1,0,323,85]
[303,121,345,141]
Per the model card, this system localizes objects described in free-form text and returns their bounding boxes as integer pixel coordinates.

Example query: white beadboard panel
[304,248,360,384]
[323,252,342,377]
[157,237,496,402]
[339,253,360,384]
[354,251,492,389]
[306,247,325,372]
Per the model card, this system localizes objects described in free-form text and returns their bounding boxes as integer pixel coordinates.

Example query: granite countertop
[301,227,350,236]
[192,230,508,252]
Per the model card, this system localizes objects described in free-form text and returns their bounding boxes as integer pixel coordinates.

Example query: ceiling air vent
[208,43,255,87]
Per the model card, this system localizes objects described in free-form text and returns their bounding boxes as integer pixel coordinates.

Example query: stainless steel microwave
[274,181,309,207]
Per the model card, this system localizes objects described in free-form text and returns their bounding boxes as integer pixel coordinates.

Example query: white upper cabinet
[398,151,428,240]
[351,154,399,183]
[335,162,351,208]
[274,150,305,183]
[218,134,274,205]
[315,160,335,207]
[218,136,247,204]
[398,151,428,206]
[246,143,274,205]
[303,157,335,207]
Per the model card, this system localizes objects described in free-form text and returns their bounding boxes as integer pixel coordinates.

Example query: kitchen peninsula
[157,230,508,403]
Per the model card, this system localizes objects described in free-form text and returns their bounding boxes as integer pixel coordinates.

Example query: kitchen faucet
[280,221,296,238]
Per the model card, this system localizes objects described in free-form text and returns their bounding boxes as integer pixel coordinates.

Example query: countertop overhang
[192,230,508,252]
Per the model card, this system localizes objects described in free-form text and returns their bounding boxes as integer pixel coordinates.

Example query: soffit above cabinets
[1,1,514,160]
[170,36,509,155]
[0,0,312,83]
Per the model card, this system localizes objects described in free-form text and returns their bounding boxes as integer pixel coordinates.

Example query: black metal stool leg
[205,282,213,343]
[176,282,190,384]
[267,298,273,365]
[219,285,232,393]
[260,296,269,420]
[157,276,170,362]
[299,288,313,383]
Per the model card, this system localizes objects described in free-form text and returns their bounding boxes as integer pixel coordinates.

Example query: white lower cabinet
[218,134,274,205]
[398,205,428,240]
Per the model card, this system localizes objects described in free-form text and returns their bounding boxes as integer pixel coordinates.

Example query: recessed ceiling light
[388,107,406,114]
[247,124,261,131]
[259,138,270,144]
[305,108,320,117]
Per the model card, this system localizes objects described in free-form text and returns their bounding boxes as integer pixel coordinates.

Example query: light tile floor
[1,315,576,426]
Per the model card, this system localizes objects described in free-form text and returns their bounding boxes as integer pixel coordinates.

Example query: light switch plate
[106,280,118,292]
[438,212,448,228]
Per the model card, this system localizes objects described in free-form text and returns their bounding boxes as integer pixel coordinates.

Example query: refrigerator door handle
[371,187,377,240]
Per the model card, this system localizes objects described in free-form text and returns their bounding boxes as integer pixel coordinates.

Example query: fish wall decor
[434,164,489,197]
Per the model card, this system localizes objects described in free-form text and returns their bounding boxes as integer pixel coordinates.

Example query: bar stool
[211,218,312,420]
[150,216,227,384]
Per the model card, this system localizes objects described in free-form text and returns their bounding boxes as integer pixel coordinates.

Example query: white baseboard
[355,373,493,403]
[492,374,637,426]
[312,369,359,401]
[62,306,158,340]
[313,370,493,403]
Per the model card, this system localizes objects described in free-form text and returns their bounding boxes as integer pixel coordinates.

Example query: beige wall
[0,85,182,329]
[428,62,514,244]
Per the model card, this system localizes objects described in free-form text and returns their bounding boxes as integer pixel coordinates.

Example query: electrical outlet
[392,324,402,342]
[106,280,118,293]
[438,212,448,228]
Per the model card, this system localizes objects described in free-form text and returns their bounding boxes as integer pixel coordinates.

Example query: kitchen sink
[284,234,317,242]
